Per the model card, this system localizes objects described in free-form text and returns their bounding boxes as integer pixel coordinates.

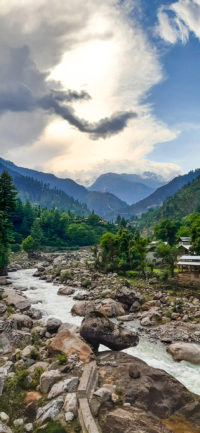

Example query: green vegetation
[0,171,16,275]
[97,228,147,275]
[55,353,68,365]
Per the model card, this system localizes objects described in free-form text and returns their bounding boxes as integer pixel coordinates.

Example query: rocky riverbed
[0,248,200,433]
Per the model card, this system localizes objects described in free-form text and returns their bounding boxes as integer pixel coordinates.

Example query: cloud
[156,0,200,44]
[0,0,181,181]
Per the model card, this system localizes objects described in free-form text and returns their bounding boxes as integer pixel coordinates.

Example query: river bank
[0,249,200,433]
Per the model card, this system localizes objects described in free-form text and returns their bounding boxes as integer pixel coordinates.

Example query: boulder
[142,300,160,311]
[80,312,139,351]
[115,286,140,309]
[36,396,64,423]
[64,393,77,415]
[101,408,171,433]
[57,287,75,296]
[9,314,33,329]
[71,301,96,316]
[48,377,78,399]
[46,318,62,333]
[140,308,162,326]
[40,370,62,394]
[167,342,200,364]
[98,299,125,317]
[29,362,49,374]
[48,327,92,362]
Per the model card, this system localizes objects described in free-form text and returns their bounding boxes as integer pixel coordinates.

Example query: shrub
[81,278,91,288]
[34,421,67,433]
[60,270,73,282]
[55,353,68,365]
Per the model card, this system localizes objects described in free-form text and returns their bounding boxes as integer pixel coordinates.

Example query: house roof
[179,237,191,241]
[179,255,200,260]
[178,261,200,266]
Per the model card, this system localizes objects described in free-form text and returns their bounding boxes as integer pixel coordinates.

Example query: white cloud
[0,0,181,182]
[156,0,200,44]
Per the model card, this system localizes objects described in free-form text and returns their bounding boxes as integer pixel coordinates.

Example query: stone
[29,362,49,374]
[71,301,96,316]
[36,396,64,422]
[13,419,23,427]
[167,342,200,364]
[40,370,62,394]
[98,299,125,317]
[80,311,139,351]
[0,414,9,425]
[129,300,140,313]
[21,346,35,359]
[115,286,140,308]
[64,393,77,415]
[48,377,79,399]
[48,327,92,362]
[57,287,75,296]
[142,300,160,310]
[129,364,140,379]
[9,314,33,329]
[46,318,62,333]
[0,421,13,433]
[25,423,33,432]
[0,304,7,315]
[65,412,74,422]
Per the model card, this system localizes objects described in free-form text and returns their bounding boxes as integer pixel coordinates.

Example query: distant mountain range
[1,157,199,221]
[89,172,164,204]
[117,169,200,218]
[0,158,127,218]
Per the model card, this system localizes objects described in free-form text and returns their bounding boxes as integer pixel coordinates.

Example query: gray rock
[167,342,200,364]
[48,377,79,399]
[9,314,33,329]
[65,412,74,422]
[46,318,62,334]
[0,304,7,315]
[57,287,75,296]
[64,393,77,415]
[36,396,64,422]
[25,423,33,432]
[0,421,13,433]
[40,370,62,394]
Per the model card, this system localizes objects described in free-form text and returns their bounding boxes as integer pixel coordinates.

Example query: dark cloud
[38,96,137,138]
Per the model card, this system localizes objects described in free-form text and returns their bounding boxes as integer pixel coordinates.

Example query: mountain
[138,173,200,231]
[0,160,89,215]
[89,172,164,204]
[117,169,200,218]
[0,158,127,218]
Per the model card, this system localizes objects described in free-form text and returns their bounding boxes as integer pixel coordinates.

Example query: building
[177,237,192,256]
[177,255,200,283]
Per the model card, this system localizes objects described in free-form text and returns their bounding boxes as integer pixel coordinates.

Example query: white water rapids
[8,268,200,396]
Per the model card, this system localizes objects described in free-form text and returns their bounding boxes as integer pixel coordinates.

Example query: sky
[0,0,200,185]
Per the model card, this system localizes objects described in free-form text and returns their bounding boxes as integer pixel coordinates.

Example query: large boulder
[3,289,30,310]
[9,314,33,329]
[80,312,139,351]
[101,407,171,433]
[72,299,125,318]
[97,351,200,432]
[167,342,200,364]
[115,287,140,309]
[48,326,92,362]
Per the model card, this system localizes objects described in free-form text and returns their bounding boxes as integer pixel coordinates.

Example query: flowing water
[8,268,200,396]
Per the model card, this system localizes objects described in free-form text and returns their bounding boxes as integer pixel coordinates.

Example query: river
[8,268,200,396]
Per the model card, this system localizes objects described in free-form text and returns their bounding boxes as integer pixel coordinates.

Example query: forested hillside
[120,169,200,218]
[137,174,200,231]
[0,161,89,216]
[0,158,127,217]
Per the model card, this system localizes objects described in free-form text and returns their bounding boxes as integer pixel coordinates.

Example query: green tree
[154,218,179,246]
[0,172,16,275]
[22,235,35,257]
[155,242,178,277]
[31,218,43,250]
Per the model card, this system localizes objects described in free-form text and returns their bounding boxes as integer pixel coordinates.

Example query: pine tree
[0,172,17,275]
